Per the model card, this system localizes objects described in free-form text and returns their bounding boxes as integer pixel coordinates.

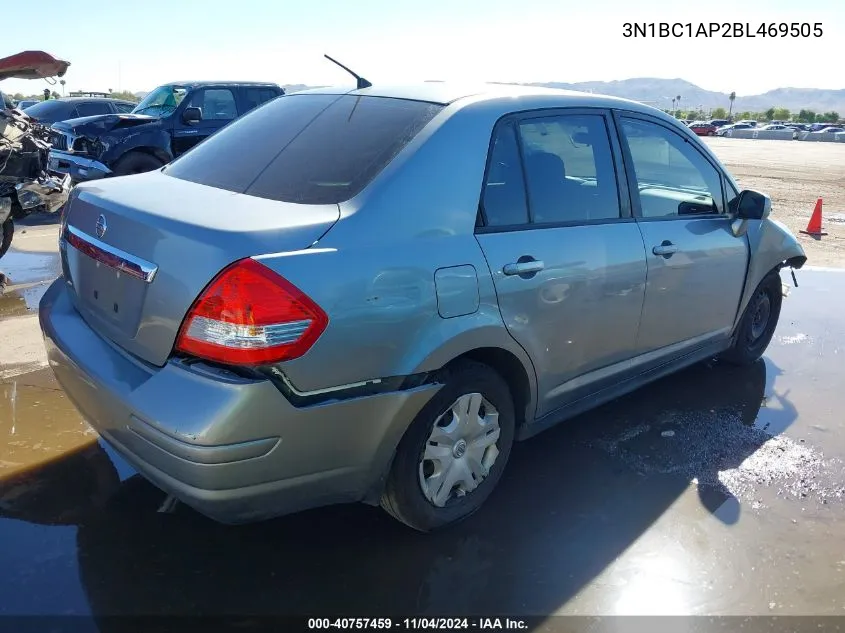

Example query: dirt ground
[702,137,845,268]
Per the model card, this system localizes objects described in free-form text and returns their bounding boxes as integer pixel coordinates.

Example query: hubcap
[748,290,772,343]
[419,393,501,508]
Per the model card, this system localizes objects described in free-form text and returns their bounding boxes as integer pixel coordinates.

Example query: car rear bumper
[48,150,111,183]
[38,278,439,524]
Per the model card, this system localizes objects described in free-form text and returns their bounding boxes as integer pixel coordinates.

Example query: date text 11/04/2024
[622,22,823,38]
[307,618,528,630]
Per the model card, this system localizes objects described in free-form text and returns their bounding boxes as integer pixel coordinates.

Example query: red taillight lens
[174,258,328,366]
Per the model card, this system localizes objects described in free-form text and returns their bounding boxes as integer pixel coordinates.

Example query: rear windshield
[19,99,68,119]
[164,94,444,205]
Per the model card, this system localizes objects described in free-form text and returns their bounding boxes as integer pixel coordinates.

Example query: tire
[721,271,783,366]
[111,151,164,177]
[708,131,716,136]
[380,360,516,532]
[0,217,13,260]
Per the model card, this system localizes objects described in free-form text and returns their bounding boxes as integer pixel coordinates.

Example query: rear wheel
[721,271,783,366]
[380,360,515,532]
[111,151,164,177]
[0,217,13,260]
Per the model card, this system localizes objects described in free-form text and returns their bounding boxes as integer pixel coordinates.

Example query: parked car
[709,119,731,128]
[803,127,845,139]
[760,124,790,131]
[16,99,39,110]
[717,123,754,136]
[21,97,136,125]
[809,122,837,132]
[48,81,283,182]
[40,83,807,532]
[689,121,718,136]
[737,120,758,127]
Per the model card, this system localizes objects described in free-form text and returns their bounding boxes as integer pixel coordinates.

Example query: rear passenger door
[615,113,749,358]
[475,109,648,419]
[172,87,239,156]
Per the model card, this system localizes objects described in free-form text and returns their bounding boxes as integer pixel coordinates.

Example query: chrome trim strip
[64,224,158,283]
[268,366,383,398]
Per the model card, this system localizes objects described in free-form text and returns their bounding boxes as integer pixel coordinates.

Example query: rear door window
[518,114,621,223]
[74,102,112,117]
[187,88,239,121]
[243,87,279,113]
[480,123,529,227]
[165,94,444,204]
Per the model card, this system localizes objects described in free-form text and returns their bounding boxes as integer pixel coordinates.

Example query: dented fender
[735,217,807,328]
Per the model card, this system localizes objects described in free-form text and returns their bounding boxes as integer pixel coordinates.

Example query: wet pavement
[1,268,844,620]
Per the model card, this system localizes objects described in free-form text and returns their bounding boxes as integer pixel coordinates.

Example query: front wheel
[380,360,515,532]
[111,151,164,177]
[0,217,13,260]
[721,271,783,366]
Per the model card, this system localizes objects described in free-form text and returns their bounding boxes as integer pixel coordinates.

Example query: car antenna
[324,54,372,90]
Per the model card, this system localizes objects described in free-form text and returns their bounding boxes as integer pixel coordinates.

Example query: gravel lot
[702,137,845,268]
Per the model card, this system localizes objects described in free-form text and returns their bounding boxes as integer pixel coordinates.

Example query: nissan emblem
[95,214,107,239]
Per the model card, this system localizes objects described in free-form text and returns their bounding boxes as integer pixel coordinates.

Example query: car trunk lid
[60,170,340,366]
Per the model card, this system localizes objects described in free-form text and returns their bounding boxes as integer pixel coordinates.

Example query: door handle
[652,241,678,258]
[503,260,545,276]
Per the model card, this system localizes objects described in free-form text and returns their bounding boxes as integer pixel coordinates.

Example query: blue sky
[3,0,842,97]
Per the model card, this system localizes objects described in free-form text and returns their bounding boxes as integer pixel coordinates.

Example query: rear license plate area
[67,249,147,336]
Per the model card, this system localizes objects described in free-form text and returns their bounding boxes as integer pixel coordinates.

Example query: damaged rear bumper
[48,150,111,182]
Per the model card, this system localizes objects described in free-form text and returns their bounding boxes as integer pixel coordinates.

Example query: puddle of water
[0,249,60,287]
[589,408,844,507]
[0,369,94,481]
[0,282,51,319]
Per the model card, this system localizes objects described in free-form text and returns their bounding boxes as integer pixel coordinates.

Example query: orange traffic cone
[800,198,827,237]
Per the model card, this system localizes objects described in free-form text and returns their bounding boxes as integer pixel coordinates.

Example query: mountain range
[523,79,844,115]
[132,79,844,115]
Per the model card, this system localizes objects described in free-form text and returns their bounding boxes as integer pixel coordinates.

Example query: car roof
[51,97,135,103]
[292,82,667,116]
[161,81,280,88]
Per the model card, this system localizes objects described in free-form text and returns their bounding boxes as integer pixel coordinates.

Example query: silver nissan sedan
[39,83,807,531]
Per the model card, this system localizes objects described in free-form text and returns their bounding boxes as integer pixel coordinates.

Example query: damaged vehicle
[1,51,72,259]
[40,82,807,532]
[48,81,283,183]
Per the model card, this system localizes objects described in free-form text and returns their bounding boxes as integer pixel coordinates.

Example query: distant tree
[797,109,816,123]
[109,90,140,103]
[51,91,60,99]
[773,107,791,120]
[728,91,736,117]
[12,92,24,101]
[764,107,776,120]
[711,107,727,119]
[737,111,753,120]
[822,111,840,122]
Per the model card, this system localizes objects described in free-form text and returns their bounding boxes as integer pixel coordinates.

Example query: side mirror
[735,189,771,220]
[182,107,202,124]
[730,189,771,237]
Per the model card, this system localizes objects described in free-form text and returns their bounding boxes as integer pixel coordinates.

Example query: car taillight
[174,258,328,366]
